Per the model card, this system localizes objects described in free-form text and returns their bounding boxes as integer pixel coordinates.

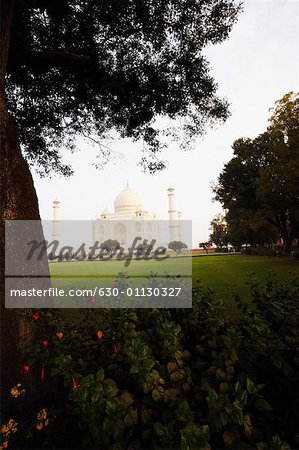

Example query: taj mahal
[52,184,184,250]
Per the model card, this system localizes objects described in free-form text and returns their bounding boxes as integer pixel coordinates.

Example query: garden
[1,269,299,449]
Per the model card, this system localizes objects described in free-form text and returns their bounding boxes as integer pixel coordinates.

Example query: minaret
[52,199,60,242]
[178,210,183,242]
[167,186,179,242]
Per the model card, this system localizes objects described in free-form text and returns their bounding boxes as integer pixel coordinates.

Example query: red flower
[111,281,118,287]
[97,330,103,339]
[41,367,45,382]
[90,296,96,304]
[56,331,64,340]
[32,313,40,321]
[23,365,30,373]
[72,378,79,389]
[114,344,118,354]
[42,340,49,347]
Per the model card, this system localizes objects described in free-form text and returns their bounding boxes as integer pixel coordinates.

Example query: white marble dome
[114,187,143,213]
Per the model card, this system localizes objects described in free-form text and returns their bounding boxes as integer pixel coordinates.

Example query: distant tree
[136,242,153,256]
[168,241,187,254]
[269,92,299,148]
[209,214,228,250]
[199,242,212,253]
[214,92,299,254]
[225,209,279,251]
[100,239,121,255]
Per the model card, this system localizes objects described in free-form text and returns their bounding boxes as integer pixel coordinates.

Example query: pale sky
[33,0,299,247]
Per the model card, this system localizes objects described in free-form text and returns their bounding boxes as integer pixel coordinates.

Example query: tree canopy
[209,214,228,249]
[6,0,242,176]
[214,92,299,253]
[168,240,187,253]
[100,239,121,255]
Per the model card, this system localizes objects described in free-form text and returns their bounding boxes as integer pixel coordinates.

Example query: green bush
[293,251,299,260]
[242,247,279,257]
[3,274,298,449]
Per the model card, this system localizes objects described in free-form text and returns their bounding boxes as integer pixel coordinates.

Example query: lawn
[49,255,192,278]
[192,254,299,302]
[49,254,299,305]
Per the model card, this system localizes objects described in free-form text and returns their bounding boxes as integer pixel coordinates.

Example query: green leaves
[246,378,265,396]
[7,0,242,174]
[234,381,241,395]
[103,379,118,399]
[154,421,175,440]
[50,354,75,383]
[180,423,210,450]
[207,388,218,403]
[176,400,195,423]
[254,399,272,412]
[95,368,105,382]
[246,378,256,395]
[206,375,272,438]
[257,434,291,450]
[125,337,156,385]
[214,92,299,253]
[20,279,297,450]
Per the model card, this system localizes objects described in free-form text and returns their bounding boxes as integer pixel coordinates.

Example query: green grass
[192,254,299,301]
[49,254,299,302]
[49,256,191,278]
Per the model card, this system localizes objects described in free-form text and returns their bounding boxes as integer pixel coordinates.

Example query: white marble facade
[91,184,181,249]
[52,184,183,250]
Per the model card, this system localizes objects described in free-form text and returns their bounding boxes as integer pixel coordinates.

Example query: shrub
[3,274,298,449]
[293,251,299,260]
[242,247,279,257]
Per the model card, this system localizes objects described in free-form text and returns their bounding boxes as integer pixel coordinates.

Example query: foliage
[209,214,228,250]
[136,242,153,256]
[168,241,188,254]
[3,273,299,449]
[214,92,299,253]
[5,0,242,175]
[198,242,212,253]
[99,239,121,255]
[242,247,280,257]
[293,251,299,260]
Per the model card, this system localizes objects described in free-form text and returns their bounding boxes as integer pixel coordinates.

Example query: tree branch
[0,0,14,89]
[9,50,92,71]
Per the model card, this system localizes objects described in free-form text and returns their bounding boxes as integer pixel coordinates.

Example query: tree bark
[0,0,13,89]
[269,213,295,255]
[0,0,49,408]
[283,232,295,255]
[0,90,47,406]
[279,214,295,255]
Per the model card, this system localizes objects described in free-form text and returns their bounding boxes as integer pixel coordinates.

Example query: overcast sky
[33,0,298,247]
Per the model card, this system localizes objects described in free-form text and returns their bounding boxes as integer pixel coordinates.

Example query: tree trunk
[277,213,294,255]
[283,234,295,255]
[0,0,49,408]
[0,90,50,407]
